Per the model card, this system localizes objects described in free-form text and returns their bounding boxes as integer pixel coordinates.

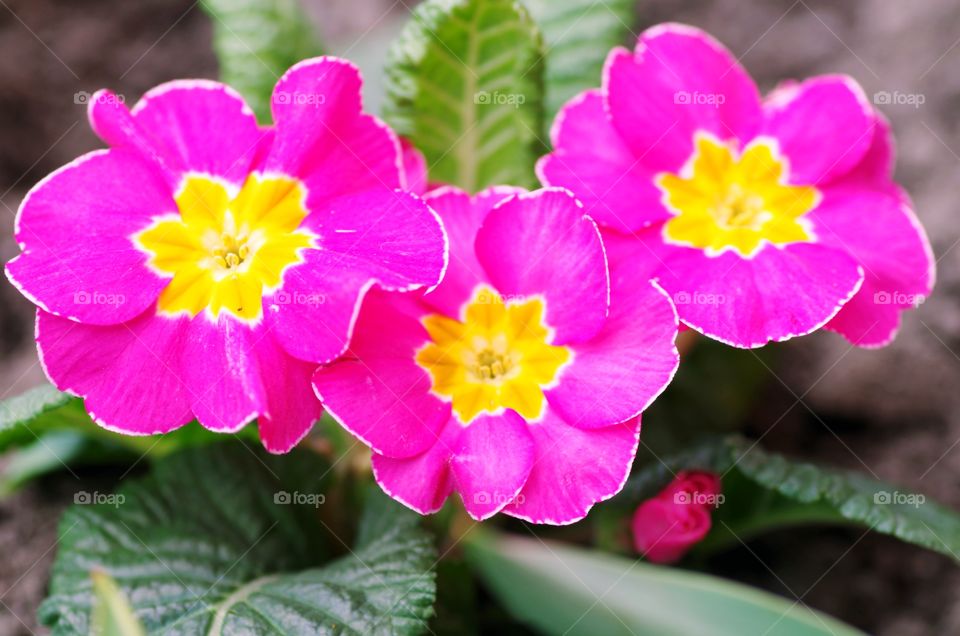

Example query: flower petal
[265,256,370,363]
[128,80,265,186]
[254,330,323,454]
[400,137,428,195]
[37,309,192,434]
[503,410,641,525]
[371,420,461,515]
[301,188,447,293]
[813,186,934,347]
[546,263,679,429]
[537,90,668,233]
[604,23,762,172]
[646,232,864,348]
[475,188,609,344]
[312,290,451,458]
[760,75,874,186]
[180,316,265,433]
[268,188,446,364]
[451,411,534,521]
[6,150,173,325]
[265,57,404,204]
[420,185,522,316]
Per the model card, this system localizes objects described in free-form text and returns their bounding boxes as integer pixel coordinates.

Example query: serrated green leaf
[383,0,545,191]
[612,435,960,560]
[467,529,863,636]
[90,570,146,636]
[201,0,323,122]
[40,443,437,635]
[523,0,635,127]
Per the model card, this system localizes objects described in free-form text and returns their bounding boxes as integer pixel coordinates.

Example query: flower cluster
[5,24,934,525]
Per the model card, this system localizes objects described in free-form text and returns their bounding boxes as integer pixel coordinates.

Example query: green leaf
[201,0,324,123]
[90,570,146,636]
[522,0,635,127]
[0,384,85,450]
[383,0,546,191]
[466,529,863,636]
[40,443,437,635]
[613,436,960,560]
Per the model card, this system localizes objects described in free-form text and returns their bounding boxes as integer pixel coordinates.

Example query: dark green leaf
[40,443,437,635]
[523,0,635,127]
[613,435,960,560]
[383,0,545,191]
[467,529,863,635]
[201,0,324,122]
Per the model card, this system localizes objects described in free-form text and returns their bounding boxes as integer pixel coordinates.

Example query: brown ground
[1,0,960,634]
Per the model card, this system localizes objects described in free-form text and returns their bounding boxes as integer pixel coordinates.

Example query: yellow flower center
[657,133,820,257]
[415,286,572,425]
[134,174,317,321]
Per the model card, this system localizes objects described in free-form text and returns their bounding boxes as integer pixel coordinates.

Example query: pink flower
[6,58,447,453]
[313,186,680,523]
[632,471,721,563]
[539,23,934,348]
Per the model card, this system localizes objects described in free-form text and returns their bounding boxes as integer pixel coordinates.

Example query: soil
[2,0,960,634]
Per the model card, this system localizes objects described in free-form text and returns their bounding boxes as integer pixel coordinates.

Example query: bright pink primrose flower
[313,186,680,523]
[632,470,721,563]
[539,23,935,348]
[5,58,447,453]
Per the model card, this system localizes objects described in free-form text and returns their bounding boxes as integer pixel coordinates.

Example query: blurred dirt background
[1,0,959,634]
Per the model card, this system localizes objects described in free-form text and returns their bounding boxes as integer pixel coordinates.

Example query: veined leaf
[613,435,960,561]
[467,529,863,636]
[383,0,545,191]
[523,0,635,127]
[39,443,437,635]
[201,0,323,122]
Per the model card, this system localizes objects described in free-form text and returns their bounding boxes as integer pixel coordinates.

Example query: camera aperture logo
[274,490,326,508]
[74,491,125,508]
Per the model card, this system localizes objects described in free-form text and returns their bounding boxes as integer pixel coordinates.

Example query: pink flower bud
[631,471,721,563]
